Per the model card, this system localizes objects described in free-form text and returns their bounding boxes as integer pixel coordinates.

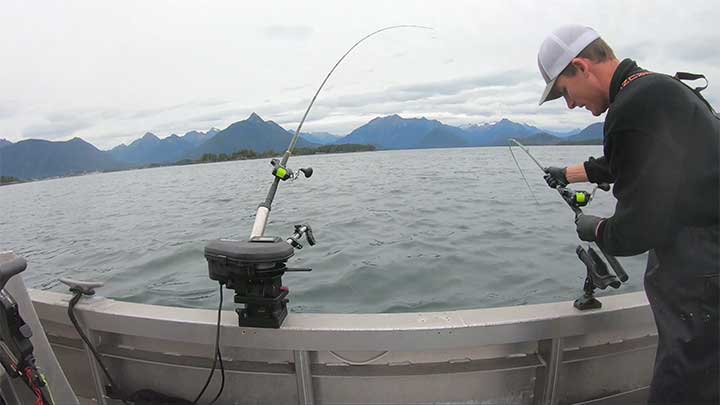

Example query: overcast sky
[1,0,718,149]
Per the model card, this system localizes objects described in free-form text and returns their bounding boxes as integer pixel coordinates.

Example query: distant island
[154,143,376,167]
[0,176,22,186]
[0,113,604,182]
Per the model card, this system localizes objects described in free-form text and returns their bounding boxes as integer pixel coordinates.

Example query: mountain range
[109,128,220,165]
[187,113,317,159]
[0,113,604,181]
[0,138,127,180]
[336,116,602,149]
[289,131,342,145]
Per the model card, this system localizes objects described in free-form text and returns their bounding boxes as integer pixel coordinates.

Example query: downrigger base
[205,235,312,328]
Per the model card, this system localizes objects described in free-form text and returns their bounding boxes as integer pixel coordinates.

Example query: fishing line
[509,138,545,171]
[508,138,541,206]
[285,24,434,165]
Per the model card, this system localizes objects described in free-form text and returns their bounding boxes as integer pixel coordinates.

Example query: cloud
[102,99,229,121]
[281,84,310,92]
[618,35,720,67]
[309,70,537,111]
[23,117,93,139]
[389,71,535,98]
[158,71,554,137]
[668,36,720,65]
[261,25,314,40]
[0,101,19,120]
[616,40,656,62]
[8,70,588,146]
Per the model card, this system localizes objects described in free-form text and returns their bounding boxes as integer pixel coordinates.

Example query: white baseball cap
[537,25,600,105]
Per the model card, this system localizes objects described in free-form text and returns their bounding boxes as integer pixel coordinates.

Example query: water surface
[0,146,646,313]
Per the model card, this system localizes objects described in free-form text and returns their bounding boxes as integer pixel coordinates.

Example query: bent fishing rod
[508,139,628,309]
[250,25,433,238]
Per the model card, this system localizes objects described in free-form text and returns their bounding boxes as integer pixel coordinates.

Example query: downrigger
[203,25,432,329]
[509,139,629,310]
[204,160,316,329]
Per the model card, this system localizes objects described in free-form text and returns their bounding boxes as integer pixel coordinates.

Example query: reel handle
[299,167,313,178]
[287,224,316,249]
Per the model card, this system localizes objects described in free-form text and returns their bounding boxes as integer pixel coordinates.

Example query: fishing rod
[250,24,433,238]
[508,138,629,310]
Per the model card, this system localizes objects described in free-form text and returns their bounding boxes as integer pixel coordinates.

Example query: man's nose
[564,96,576,109]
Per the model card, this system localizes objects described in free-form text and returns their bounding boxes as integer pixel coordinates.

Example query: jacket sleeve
[584,155,615,184]
[596,124,685,256]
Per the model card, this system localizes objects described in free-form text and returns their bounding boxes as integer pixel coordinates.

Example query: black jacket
[583,59,719,403]
[583,59,719,256]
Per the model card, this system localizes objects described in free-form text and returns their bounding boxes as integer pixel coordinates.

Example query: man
[537,25,719,404]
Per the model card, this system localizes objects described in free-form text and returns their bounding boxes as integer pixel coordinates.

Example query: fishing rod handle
[598,246,629,282]
[252,176,282,238]
[250,206,270,238]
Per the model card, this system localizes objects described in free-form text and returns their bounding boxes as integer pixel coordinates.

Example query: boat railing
[28,288,657,405]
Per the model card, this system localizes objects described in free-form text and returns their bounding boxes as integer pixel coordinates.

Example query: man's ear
[571,58,591,77]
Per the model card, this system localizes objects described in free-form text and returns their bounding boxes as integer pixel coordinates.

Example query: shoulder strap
[674,72,708,92]
[673,72,718,118]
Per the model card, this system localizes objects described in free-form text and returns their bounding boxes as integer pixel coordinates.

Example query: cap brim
[539,78,561,105]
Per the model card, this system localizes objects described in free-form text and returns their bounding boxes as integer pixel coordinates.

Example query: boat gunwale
[29,289,654,351]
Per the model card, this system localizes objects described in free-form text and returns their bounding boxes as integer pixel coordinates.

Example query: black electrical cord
[67,289,128,403]
[208,286,225,405]
[192,283,225,405]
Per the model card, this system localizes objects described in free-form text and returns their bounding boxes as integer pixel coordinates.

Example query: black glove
[575,214,604,242]
[543,166,568,188]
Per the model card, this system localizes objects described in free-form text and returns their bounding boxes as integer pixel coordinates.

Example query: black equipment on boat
[508,139,629,310]
[0,254,54,405]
